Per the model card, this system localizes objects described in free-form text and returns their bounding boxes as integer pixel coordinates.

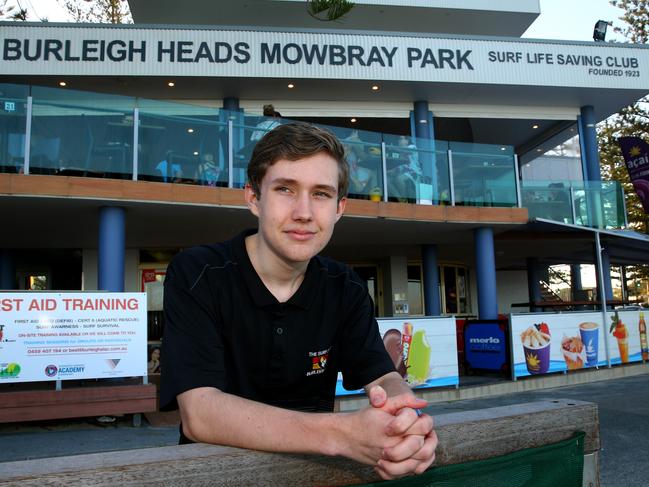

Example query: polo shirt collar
[233,229,320,310]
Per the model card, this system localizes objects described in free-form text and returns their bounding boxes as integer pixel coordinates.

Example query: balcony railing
[0,83,625,229]
[521,180,626,230]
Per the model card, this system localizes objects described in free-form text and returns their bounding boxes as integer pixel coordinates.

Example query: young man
[160,123,437,480]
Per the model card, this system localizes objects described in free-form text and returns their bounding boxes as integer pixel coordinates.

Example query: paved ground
[1,374,647,486]
[426,374,649,487]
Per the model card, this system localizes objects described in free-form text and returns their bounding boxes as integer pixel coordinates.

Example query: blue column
[422,244,441,316]
[474,227,498,319]
[412,100,438,202]
[0,250,16,289]
[222,97,240,112]
[571,264,583,301]
[579,105,601,182]
[600,248,614,302]
[526,257,542,312]
[413,101,431,140]
[98,207,125,292]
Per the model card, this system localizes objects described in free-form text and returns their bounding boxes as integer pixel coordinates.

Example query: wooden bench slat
[0,399,599,486]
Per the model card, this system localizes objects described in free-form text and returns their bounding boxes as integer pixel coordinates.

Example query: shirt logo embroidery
[306,348,330,376]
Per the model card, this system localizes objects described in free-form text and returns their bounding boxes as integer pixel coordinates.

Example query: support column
[0,250,16,289]
[474,227,498,320]
[600,247,614,303]
[422,244,441,316]
[412,100,437,203]
[579,105,601,182]
[527,258,542,312]
[98,207,125,292]
[580,105,604,228]
[571,264,584,300]
[222,97,240,112]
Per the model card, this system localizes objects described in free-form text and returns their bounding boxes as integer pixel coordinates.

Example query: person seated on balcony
[548,182,570,221]
[197,152,222,187]
[387,136,422,202]
[344,130,376,198]
[156,153,184,183]
[250,104,282,142]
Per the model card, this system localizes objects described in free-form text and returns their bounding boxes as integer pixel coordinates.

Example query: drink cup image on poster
[510,312,608,379]
[335,316,459,396]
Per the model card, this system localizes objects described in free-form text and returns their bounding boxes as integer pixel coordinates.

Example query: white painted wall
[497,270,530,313]
[82,248,139,292]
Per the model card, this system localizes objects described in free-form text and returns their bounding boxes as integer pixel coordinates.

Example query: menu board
[510,310,647,379]
[336,316,459,396]
[0,292,147,383]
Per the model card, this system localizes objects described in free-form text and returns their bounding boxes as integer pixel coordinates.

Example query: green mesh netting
[359,432,585,487]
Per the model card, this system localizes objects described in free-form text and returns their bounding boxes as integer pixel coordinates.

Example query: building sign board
[0,292,147,383]
[1,24,647,89]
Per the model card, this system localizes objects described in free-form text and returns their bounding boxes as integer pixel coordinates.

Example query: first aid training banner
[0,292,147,383]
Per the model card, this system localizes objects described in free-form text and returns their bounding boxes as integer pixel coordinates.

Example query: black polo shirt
[160,229,395,417]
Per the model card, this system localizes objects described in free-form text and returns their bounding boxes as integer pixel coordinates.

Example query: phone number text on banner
[0,292,147,383]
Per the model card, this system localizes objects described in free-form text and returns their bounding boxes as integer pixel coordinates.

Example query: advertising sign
[0,292,147,383]
[336,316,459,396]
[618,136,649,214]
[510,310,646,379]
[464,320,508,371]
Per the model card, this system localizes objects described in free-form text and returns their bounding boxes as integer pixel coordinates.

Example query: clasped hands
[358,385,438,480]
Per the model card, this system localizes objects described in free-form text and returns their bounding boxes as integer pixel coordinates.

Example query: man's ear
[335,197,347,222]
[244,184,260,217]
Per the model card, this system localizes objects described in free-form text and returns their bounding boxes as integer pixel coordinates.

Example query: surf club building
[1,0,649,397]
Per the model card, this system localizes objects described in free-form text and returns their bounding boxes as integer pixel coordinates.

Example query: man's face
[245,153,346,265]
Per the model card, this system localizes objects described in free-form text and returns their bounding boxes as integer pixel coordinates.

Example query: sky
[9,0,629,42]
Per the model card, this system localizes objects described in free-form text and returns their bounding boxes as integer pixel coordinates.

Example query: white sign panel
[336,316,459,396]
[0,292,147,383]
[510,310,646,379]
[0,24,648,89]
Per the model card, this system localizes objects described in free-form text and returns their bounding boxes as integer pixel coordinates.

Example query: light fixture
[351,118,357,123]
[187,128,194,133]
[371,85,379,91]
[193,151,199,156]
[593,20,611,42]
[532,124,539,129]
[500,147,506,151]
[59,81,67,87]
[167,81,175,87]
[287,83,295,89]
[536,148,542,152]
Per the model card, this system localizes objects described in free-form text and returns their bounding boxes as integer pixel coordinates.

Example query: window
[440,265,471,315]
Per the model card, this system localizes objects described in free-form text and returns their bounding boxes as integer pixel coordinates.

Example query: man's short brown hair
[247,123,349,201]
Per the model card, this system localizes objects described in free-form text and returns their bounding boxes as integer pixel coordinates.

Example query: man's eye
[276,186,292,193]
[314,191,333,198]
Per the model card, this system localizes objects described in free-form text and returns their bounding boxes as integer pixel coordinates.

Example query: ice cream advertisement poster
[510,310,646,379]
[336,316,459,396]
[0,292,147,383]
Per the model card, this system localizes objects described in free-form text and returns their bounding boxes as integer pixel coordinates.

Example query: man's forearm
[178,386,406,465]
[179,387,342,456]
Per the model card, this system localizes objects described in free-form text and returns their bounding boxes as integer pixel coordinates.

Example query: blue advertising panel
[464,320,507,371]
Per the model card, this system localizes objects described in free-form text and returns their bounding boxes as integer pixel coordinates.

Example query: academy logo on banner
[618,136,649,214]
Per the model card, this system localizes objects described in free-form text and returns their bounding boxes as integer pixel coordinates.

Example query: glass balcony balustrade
[521,180,626,229]
[0,83,626,229]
